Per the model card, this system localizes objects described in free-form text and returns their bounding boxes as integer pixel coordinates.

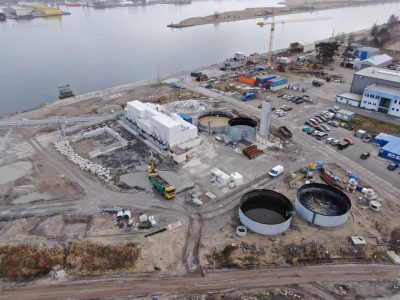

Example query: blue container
[179,113,192,124]
[356,185,363,192]
[243,92,256,100]
[358,51,368,60]
[256,74,276,84]
[270,77,288,87]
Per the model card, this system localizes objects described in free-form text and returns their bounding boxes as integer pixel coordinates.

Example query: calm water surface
[0,1,399,115]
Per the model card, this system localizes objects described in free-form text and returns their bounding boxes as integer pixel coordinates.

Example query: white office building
[360,84,400,118]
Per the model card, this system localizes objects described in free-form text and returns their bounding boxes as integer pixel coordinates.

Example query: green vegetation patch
[352,115,400,136]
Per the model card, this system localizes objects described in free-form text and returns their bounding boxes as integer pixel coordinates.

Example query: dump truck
[148,152,176,199]
[149,175,176,199]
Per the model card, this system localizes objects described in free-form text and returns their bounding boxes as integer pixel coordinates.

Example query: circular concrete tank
[198,111,234,133]
[295,183,351,227]
[227,117,257,142]
[239,189,293,235]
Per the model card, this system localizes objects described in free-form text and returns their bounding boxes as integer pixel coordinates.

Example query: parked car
[312,130,321,136]
[295,99,304,104]
[307,128,316,135]
[320,124,331,132]
[360,152,370,159]
[326,137,335,144]
[315,125,326,132]
[268,165,284,178]
[309,119,319,126]
[277,94,284,98]
[316,132,328,140]
[281,105,292,111]
[331,139,341,146]
[343,138,354,145]
[363,134,373,143]
[304,121,314,127]
[303,125,311,132]
[337,140,350,150]
[317,115,327,122]
[388,162,399,171]
[314,117,324,123]
[327,108,336,114]
[328,120,339,127]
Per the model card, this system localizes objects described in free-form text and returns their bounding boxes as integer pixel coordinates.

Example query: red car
[343,138,353,145]
[309,119,319,126]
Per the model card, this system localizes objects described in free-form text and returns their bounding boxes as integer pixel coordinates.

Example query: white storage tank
[239,189,293,235]
[295,183,351,227]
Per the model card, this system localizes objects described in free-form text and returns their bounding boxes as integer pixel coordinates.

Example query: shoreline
[0,23,376,120]
[167,0,400,28]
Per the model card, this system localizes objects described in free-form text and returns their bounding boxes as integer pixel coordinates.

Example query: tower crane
[257,13,331,67]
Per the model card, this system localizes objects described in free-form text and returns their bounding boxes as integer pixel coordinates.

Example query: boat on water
[65,1,81,6]
[0,8,7,21]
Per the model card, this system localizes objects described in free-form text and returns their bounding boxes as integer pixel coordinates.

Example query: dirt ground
[199,163,398,271]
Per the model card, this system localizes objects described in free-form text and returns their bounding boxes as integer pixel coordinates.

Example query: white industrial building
[355,54,393,70]
[125,100,200,148]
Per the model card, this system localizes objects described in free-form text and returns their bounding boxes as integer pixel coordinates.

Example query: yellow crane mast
[257,12,331,67]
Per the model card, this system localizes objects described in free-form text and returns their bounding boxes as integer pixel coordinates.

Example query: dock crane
[257,12,331,67]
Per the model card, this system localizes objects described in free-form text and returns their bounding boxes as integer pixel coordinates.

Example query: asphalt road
[2,264,399,299]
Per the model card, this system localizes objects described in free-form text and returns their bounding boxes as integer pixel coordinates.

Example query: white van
[268,165,284,178]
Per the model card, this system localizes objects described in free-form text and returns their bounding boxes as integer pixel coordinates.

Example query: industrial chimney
[259,99,271,138]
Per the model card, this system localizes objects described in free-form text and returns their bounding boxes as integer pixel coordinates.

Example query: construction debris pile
[54,139,112,182]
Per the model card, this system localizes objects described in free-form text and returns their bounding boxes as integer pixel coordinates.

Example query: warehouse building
[355,54,393,70]
[350,67,400,95]
[360,84,400,117]
[125,100,200,148]
[373,133,400,164]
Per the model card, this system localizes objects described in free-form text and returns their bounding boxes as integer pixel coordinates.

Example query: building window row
[364,93,380,99]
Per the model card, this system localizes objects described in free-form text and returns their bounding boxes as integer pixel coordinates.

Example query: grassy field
[352,115,400,136]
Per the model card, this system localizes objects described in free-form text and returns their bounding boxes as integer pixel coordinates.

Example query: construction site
[1,11,400,300]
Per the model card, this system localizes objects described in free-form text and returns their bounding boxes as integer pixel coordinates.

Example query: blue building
[360,84,400,118]
[374,133,400,163]
[356,47,379,61]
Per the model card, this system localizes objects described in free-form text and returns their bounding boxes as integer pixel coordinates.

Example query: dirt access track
[168,0,400,28]
[2,264,399,299]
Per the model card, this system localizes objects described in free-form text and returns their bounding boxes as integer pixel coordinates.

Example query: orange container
[238,76,257,86]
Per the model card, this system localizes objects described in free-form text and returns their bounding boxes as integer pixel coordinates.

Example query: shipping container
[256,74,276,84]
[269,77,288,87]
[242,93,256,101]
[179,113,192,124]
[238,76,257,86]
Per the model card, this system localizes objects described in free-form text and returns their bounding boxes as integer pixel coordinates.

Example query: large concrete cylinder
[259,100,271,137]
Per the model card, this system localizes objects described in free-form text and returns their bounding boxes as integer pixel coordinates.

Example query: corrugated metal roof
[355,67,400,83]
[362,54,393,66]
[357,47,379,52]
[337,92,362,101]
[381,134,400,154]
[365,84,400,96]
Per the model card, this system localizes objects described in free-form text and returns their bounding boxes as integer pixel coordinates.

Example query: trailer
[149,175,176,199]
[242,92,256,101]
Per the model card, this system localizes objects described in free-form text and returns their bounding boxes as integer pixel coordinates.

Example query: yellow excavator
[148,152,176,199]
